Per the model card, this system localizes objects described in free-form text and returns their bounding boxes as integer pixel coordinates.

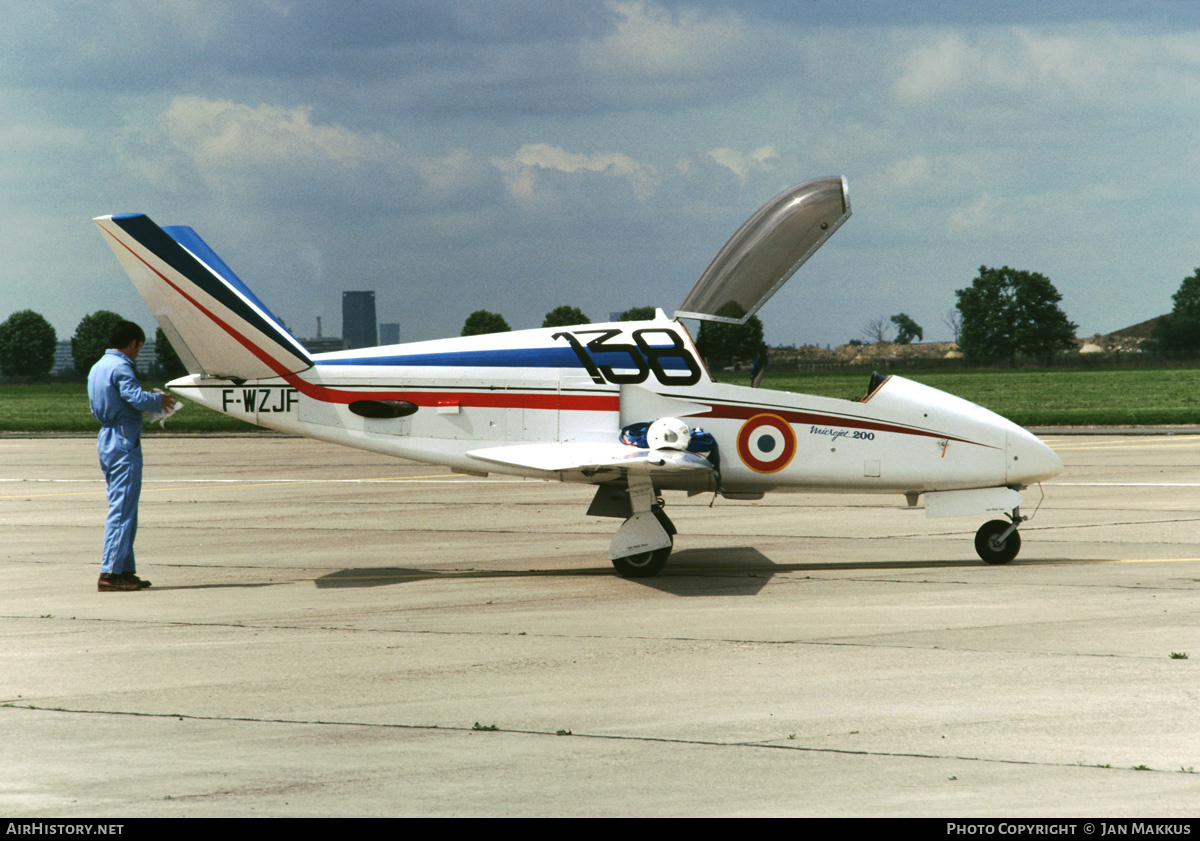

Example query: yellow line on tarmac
[0,489,106,499]
[0,473,468,499]
[1017,556,1200,567]
[1047,436,1200,451]
[1087,557,1200,565]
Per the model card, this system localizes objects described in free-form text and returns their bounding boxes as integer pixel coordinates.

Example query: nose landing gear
[974,506,1026,564]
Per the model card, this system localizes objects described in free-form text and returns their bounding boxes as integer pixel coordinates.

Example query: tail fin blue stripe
[162,225,295,340]
[110,214,311,368]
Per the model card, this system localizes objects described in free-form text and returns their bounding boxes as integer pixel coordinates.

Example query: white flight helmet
[647,417,691,451]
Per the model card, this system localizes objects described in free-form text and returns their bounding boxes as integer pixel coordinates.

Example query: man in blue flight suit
[88,321,177,592]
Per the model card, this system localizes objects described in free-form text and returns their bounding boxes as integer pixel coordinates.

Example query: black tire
[652,504,676,537]
[975,519,1021,565]
[612,541,672,578]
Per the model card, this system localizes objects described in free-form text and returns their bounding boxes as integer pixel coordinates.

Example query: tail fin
[94,213,312,380]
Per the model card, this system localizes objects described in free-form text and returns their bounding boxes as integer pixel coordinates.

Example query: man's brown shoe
[98,574,141,592]
[121,573,151,589]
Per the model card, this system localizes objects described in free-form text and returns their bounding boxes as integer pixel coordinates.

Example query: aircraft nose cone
[1006,427,1063,485]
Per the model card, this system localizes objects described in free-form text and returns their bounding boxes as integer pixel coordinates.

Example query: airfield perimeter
[3,434,1200,817]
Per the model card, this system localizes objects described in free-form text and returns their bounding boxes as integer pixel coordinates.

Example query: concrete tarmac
[2,434,1199,817]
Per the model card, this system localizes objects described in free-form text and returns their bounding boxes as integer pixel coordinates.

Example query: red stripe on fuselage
[692,402,995,448]
[317,388,618,411]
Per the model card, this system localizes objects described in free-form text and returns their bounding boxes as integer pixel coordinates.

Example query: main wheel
[612,542,672,578]
[975,519,1021,565]
[610,505,676,578]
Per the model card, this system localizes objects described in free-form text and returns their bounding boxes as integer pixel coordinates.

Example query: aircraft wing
[466,442,717,478]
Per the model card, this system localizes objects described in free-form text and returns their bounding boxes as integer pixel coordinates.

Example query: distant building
[139,340,156,376]
[379,323,400,345]
[301,337,348,354]
[52,341,74,376]
[343,291,377,349]
[53,340,157,377]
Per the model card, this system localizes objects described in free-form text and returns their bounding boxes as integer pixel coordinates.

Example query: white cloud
[947,194,1013,236]
[415,149,488,201]
[705,146,780,181]
[892,31,977,102]
[156,96,486,204]
[491,142,658,201]
[888,155,932,189]
[1016,30,1104,91]
[163,97,391,172]
[892,24,1200,111]
[5,121,82,147]
[893,29,1078,103]
[580,0,755,78]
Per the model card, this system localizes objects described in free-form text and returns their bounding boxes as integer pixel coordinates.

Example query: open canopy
[676,176,851,324]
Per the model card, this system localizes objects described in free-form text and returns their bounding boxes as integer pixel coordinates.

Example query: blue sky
[4,1,1200,348]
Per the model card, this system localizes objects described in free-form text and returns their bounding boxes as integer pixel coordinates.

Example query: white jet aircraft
[95,176,1062,577]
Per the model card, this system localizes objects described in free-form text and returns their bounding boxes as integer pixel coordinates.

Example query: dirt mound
[768,341,958,367]
[768,315,1166,366]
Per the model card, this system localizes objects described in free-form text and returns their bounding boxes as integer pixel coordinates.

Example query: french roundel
[736,413,796,473]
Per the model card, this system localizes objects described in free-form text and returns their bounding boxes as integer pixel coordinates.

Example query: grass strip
[0,384,257,433]
[725,367,1200,427]
[4,368,1200,432]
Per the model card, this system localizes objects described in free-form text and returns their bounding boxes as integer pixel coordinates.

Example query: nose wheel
[974,509,1025,565]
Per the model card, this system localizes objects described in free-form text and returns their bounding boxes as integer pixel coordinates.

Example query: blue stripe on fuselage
[316,346,691,370]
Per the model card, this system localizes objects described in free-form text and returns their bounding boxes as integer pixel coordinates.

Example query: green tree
[955,266,1076,362]
[461,310,511,336]
[542,305,590,328]
[1149,269,1200,354]
[154,327,188,380]
[619,306,656,321]
[890,313,923,345]
[72,310,125,377]
[0,310,57,383]
[696,301,764,371]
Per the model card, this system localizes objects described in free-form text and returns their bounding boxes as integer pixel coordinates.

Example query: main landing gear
[607,473,677,578]
[611,505,676,578]
[974,506,1026,565]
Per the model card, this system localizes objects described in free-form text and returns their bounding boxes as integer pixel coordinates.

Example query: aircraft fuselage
[169,316,1061,498]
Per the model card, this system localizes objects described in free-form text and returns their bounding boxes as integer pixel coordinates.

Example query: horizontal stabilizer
[467,442,717,477]
[94,214,312,380]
